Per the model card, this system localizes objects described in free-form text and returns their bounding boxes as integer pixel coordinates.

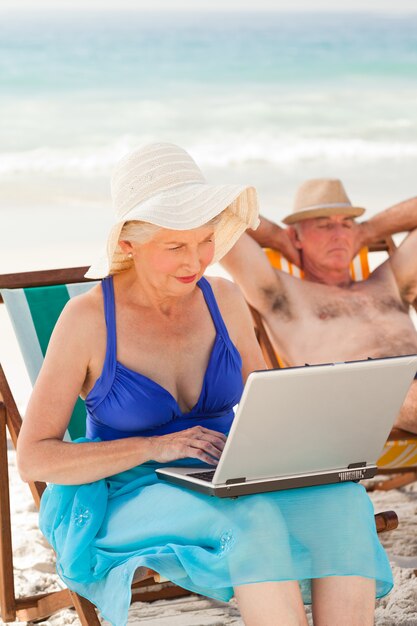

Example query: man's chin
[326,250,351,265]
[322,260,351,274]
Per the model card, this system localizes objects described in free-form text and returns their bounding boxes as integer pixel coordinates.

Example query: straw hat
[282,179,365,225]
[86,142,259,279]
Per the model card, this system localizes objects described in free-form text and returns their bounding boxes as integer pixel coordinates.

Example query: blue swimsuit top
[85,276,244,441]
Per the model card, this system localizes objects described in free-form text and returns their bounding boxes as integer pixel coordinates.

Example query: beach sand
[4,439,417,626]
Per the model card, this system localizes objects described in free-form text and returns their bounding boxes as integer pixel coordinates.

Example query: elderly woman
[17,143,392,626]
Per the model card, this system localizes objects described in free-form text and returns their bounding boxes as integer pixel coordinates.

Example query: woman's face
[122,224,216,292]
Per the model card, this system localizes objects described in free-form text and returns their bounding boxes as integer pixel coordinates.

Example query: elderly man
[222,179,417,433]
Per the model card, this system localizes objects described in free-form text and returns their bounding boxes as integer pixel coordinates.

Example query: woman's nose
[182,247,201,273]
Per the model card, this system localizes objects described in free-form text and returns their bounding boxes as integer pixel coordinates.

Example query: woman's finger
[187,446,217,466]
[188,440,222,460]
[197,433,226,453]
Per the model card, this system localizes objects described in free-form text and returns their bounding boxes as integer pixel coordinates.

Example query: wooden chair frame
[250,237,417,491]
[0,266,399,624]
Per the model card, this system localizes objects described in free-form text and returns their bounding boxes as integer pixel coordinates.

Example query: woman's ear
[119,240,134,255]
[287,226,303,250]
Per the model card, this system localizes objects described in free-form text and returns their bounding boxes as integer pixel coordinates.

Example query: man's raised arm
[358,196,417,248]
[362,196,417,304]
[387,229,417,304]
[247,215,301,267]
[220,231,287,315]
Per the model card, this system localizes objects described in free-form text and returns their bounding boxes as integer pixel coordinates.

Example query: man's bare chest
[271,271,408,324]
[263,276,416,365]
[308,288,407,322]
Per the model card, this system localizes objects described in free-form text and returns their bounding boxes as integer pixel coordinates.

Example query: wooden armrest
[375,510,398,533]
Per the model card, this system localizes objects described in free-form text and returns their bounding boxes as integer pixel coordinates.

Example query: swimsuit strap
[100,276,117,374]
[197,277,234,346]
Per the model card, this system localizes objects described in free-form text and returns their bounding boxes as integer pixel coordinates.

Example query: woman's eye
[168,246,182,251]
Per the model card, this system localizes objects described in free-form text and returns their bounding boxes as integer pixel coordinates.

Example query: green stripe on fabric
[24,284,88,438]
[68,398,88,440]
[24,285,71,356]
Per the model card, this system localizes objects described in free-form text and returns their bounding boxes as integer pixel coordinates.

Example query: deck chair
[0,267,400,624]
[250,238,417,492]
[0,267,191,625]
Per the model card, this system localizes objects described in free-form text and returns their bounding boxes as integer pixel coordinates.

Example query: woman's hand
[148,426,227,465]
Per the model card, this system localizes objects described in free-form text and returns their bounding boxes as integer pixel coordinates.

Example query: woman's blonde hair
[118,211,225,246]
[119,220,161,245]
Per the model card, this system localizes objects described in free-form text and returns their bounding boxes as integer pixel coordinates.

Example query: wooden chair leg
[0,401,17,623]
[70,591,101,626]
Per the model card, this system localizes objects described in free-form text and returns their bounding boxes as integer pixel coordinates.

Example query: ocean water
[1,9,417,271]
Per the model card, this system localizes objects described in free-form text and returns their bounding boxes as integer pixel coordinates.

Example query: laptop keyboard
[187,470,216,482]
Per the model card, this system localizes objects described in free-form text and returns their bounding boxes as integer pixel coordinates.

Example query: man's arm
[387,229,417,304]
[356,196,417,303]
[247,215,301,267]
[357,196,417,248]
[220,231,288,315]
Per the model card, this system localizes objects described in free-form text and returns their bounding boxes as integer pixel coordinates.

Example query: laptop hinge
[225,477,246,485]
[348,462,367,469]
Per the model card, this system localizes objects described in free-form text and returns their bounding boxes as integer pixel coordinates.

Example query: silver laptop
[156,355,417,497]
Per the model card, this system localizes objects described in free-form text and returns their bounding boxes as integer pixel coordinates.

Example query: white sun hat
[85,142,259,279]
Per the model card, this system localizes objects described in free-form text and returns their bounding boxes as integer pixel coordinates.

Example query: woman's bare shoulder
[205,275,244,302]
[205,276,251,325]
[35,284,105,392]
[54,283,104,340]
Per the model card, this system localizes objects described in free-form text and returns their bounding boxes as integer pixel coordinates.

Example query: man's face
[295,215,357,271]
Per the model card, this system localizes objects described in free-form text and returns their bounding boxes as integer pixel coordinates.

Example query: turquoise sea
[0,10,417,271]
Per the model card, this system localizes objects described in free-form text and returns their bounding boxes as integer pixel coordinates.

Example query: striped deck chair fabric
[264,246,370,281]
[1,281,98,441]
[263,247,417,471]
[377,433,417,469]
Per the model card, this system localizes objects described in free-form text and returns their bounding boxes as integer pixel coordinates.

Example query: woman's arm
[17,293,154,484]
[17,294,225,485]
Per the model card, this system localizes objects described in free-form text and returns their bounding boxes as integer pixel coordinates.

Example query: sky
[2,0,417,10]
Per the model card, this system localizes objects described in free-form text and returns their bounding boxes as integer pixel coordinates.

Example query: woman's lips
[175,274,197,283]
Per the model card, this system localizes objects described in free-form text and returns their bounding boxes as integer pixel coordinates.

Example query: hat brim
[282,205,365,225]
[85,182,259,279]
